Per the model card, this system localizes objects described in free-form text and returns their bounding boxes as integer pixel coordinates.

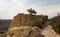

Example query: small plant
[27,8,36,15]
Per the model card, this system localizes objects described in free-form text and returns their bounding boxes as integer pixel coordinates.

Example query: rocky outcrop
[9,13,38,29]
[6,26,42,37]
[9,13,48,30]
[6,13,48,37]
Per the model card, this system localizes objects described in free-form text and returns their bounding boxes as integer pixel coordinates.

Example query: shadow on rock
[37,34,45,37]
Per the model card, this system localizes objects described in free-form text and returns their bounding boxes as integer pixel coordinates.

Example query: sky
[0,0,60,19]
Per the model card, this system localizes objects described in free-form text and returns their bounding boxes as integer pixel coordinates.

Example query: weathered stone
[9,13,43,30]
[6,13,48,37]
[0,34,6,37]
[6,26,41,37]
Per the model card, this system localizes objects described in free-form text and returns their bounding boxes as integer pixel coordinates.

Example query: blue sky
[0,0,60,19]
[27,0,60,6]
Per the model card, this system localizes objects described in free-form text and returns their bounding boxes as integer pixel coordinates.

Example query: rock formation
[8,13,42,30]
[7,13,48,37]
[6,26,41,37]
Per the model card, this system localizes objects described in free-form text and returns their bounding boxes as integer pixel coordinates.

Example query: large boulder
[6,26,41,37]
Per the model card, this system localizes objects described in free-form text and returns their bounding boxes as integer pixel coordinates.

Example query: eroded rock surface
[6,26,41,37]
[6,13,47,37]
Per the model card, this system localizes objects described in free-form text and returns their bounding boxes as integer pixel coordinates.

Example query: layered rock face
[9,13,41,30]
[7,26,41,37]
[7,13,47,37]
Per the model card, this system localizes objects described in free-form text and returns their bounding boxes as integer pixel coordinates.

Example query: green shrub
[34,16,48,29]
[34,20,43,29]
[49,19,60,34]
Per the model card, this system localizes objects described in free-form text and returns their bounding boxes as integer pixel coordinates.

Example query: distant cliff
[0,20,12,34]
[52,16,60,25]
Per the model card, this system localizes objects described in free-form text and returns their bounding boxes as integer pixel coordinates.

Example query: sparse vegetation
[49,19,60,34]
[27,8,48,29]
[34,15,48,29]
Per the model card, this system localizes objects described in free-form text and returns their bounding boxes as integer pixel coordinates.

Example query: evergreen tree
[27,8,36,15]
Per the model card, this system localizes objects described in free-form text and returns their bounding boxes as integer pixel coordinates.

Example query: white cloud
[0,0,28,19]
[0,0,60,19]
